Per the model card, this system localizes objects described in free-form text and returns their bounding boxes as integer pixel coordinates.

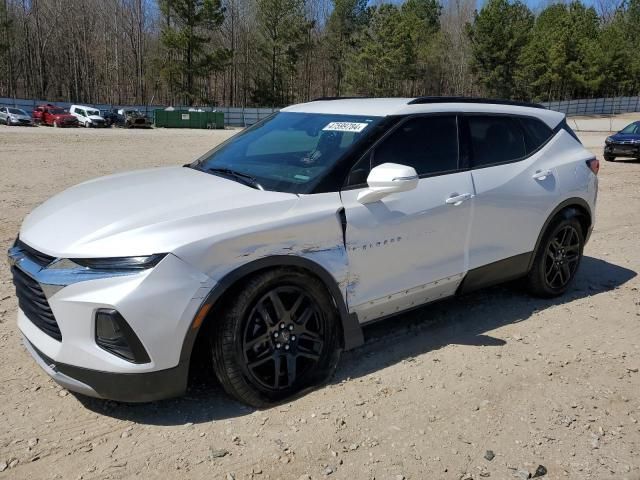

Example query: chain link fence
[2,96,640,128]
[0,97,279,127]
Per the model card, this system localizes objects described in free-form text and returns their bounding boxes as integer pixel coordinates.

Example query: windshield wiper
[204,167,264,190]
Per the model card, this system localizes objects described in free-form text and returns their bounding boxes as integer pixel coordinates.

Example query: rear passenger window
[372,116,459,176]
[519,117,553,152]
[467,116,526,167]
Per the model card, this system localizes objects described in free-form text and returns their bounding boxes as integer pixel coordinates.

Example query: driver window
[346,115,459,186]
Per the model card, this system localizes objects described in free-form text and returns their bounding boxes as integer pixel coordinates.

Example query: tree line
[0,0,638,108]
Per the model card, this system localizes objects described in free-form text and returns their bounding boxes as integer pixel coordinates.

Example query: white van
[69,105,106,128]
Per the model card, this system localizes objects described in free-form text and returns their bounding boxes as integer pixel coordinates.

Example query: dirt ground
[0,118,639,480]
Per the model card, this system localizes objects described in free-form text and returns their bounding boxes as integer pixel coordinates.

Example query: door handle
[532,169,553,181]
[445,193,473,206]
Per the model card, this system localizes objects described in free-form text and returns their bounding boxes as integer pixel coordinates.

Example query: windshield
[620,123,639,134]
[51,108,66,114]
[88,110,100,117]
[192,112,383,193]
[9,108,26,115]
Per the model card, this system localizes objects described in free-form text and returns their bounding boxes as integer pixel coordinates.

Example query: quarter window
[467,116,526,167]
[371,116,459,176]
[519,117,553,152]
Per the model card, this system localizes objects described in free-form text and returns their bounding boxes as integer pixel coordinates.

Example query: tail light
[586,158,599,175]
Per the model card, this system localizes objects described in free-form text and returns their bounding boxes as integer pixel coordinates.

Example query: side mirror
[357,162,419,204]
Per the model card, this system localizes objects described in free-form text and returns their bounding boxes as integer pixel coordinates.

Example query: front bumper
[9,118,33,126]
[604,142,640,157]
[9,242,215,401]
[24,336,188,402]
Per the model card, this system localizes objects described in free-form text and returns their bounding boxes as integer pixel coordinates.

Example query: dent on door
[341,171,474,323]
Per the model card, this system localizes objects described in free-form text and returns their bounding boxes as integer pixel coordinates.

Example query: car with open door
[8,97,598,407]
[32,104,78,127]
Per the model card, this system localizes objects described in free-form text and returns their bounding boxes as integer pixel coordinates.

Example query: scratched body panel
[173,191,350,307]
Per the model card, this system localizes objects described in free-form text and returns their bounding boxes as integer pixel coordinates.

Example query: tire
[604,155,615,162]
[211,268,341,407]
[525,212,584,298]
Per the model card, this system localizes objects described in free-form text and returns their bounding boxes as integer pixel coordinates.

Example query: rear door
[464,114,560,276]
[341,114,475,323]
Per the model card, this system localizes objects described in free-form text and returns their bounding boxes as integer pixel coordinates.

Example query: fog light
[95,309,150,364]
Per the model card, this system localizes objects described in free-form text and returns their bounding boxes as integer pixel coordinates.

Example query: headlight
[71,254,166,270]
[605,137,613,144]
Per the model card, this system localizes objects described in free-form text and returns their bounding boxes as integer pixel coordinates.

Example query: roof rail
[309,96,372,102]
[408,96,545,109]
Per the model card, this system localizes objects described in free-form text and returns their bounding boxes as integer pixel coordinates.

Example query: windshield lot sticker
[323,122,369,133]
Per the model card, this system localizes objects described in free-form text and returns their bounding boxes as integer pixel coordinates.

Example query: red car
[32,104,78,127]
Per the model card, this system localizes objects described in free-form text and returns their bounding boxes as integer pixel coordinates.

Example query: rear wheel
[525,214,584,298]
[604,155,615,162]
[211,269,341,407]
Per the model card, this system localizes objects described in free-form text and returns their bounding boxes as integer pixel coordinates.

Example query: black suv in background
[604,121,640,161]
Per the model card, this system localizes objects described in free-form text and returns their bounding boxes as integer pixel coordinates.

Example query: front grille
[11,266,62,341]
[16,240,55,267]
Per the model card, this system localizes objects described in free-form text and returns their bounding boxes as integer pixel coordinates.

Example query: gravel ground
[0,119,639,480]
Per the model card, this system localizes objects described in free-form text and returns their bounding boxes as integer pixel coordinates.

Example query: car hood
[53,113,76,120]
[88,115,104,121]
[610,132,640,142]
[12,114,31,121]
[20,166,298,258]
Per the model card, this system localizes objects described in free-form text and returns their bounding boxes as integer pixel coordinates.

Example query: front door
[340,115,474,323]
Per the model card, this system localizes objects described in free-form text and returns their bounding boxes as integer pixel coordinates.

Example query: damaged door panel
[341,172,474,323]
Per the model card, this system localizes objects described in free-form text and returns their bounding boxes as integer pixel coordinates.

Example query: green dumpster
[154,110,224,129]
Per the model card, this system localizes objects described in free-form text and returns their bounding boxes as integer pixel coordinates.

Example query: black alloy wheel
[525,213,585,298]
[543,225,581,290]
[241,286,325,391]
[211,269,340,407]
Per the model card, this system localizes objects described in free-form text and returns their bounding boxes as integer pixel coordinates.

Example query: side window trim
[462,113,555,170]
[342,112,463,190]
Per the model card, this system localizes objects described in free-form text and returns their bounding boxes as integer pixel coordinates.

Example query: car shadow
[335,256,636,382]
[78,256,635,426]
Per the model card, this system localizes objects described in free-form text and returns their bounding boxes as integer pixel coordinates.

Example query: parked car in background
[8,97,598,407]
[32,104,78,128]
[117,108,153,128]
[70,105,107,128]
[0,107,34,126]
[99,109,123,127]
[604,121,640,161]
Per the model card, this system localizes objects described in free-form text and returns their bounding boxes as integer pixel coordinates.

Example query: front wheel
[525,214,584,298]
[211,269,341,407]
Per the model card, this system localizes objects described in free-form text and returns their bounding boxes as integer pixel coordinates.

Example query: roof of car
[281,97,565,128]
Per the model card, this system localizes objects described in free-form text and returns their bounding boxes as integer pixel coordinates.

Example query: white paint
[13,100,597,385]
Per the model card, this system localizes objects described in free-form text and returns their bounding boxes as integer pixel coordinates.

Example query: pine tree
[516,2,601,101]
[325,0,369,96]
[159,0,229,105]
[252,0,312,106]
[468,0,533,99]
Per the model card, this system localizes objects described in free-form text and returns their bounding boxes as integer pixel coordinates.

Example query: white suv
[8,97,598,407]
[69,104,106,128]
